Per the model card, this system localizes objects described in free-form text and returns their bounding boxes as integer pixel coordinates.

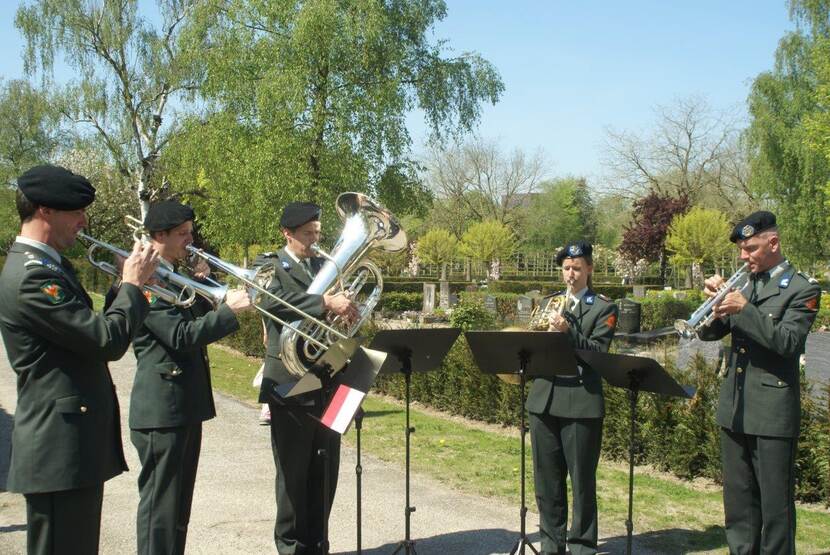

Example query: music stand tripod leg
[355,408,364,555]
[625,376,640,555]
[509,355,539,555]
[392,358,417,555]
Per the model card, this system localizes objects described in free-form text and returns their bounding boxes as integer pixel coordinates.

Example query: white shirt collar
[570,286,588,302]
[283,246,302,264]
[16,235,61,264]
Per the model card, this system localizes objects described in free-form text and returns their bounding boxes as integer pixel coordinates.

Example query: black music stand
[369,328,462,555]
[276,341,384,555]
[575,350,693,555]
[465,331,580,555]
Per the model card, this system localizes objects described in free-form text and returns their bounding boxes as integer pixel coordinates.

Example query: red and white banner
[321,384,366,434]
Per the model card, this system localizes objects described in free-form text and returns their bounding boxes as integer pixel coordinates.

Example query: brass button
[778,380,784,386]
[768,313,774,318]
[739,347,746,354]
[736,367,744,374]
[579,380,584,385]
[80,406,88,413]
[172,369,181,376]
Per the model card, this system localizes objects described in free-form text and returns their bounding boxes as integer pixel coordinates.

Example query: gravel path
[0,341,662,554]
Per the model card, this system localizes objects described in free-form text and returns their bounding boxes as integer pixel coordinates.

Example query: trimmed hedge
[378,291,422,312]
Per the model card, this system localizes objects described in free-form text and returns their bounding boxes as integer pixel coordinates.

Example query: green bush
[459,291,519,324]
[219,310,266,357]
[449,297,497,331]
[379,291,422,312]
[633,293,702,331]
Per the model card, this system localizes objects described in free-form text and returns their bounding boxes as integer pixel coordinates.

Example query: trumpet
[78,232,201,307]
[674,263,750,339]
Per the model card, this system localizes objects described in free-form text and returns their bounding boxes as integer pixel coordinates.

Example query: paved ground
[0,341,658,554]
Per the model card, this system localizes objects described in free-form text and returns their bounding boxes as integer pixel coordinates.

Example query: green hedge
[378,291,422,312]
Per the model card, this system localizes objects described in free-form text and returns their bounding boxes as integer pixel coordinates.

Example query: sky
[0,1,796,184]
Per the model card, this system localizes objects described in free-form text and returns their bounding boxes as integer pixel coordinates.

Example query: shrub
[379,291,422,312]
[449,297,497,331]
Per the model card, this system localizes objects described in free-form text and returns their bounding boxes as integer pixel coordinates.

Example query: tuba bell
[278,192,407,378]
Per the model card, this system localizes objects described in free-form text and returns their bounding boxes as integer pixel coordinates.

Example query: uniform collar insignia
[281,260,291,270]
[584,294,595,305]
[779,276,790,288]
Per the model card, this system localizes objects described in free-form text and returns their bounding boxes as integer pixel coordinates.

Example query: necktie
[303,259,314,278]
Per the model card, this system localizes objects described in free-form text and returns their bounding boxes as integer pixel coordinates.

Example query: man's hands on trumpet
[122,241,160,287]
[704,274,748,318]
[225,289,253,313]
[324,291,359,324]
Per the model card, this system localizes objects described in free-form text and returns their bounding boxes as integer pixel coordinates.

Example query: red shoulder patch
[606,314,617,329]
[804,296,819,311]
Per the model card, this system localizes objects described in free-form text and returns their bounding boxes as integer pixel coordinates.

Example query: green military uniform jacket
[526,289,618,418]
[0,241,148,494]
[699,262,820,438]
[128,283,240,430]
[254,248,327,405]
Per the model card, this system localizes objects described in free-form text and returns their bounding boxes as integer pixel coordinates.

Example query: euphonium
[277,192,407,378]
[674,263,750,339]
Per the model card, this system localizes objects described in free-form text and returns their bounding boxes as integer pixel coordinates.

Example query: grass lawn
[202,344,830,554]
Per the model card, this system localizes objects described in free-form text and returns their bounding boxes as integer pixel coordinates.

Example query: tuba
[278,192,407,378]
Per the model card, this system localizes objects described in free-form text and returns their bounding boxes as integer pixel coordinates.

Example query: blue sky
[0,1,795,183]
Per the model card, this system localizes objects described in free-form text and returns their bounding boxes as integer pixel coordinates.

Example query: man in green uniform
[255,202,357,555]
[0,164,159,555]
[527,240,618,555]
[127,200,252,555]
[699,211,820,555]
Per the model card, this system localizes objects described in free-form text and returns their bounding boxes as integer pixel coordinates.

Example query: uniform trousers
[24,483,104,555]
[720,427,797,555]
[268,403,341,555]
[530,413,603,555]
[130,424,203,555]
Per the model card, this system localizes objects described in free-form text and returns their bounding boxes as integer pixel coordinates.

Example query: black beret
[280,201,321,229]
[730,211,777,243]
[17,164,95,210]
[144,200,195,232]
[556,240,593,266]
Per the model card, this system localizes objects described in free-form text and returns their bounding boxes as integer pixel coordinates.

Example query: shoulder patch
[605,313,618,329]
[805,295,819,311]
[143,290,158,305]
[40,280,67,304]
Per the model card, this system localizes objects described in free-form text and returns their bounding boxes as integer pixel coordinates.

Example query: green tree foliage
[665,207,733,285]
[745,3,830,268]
[459,219,515,268]
[415,228,458,280]
[375,161,433,219]
[593,193,632,249]
[168,0,503,246]
[522,177,596,251]
[0,79,63,251]
[0,79,62,185]
[16,0,205,215]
